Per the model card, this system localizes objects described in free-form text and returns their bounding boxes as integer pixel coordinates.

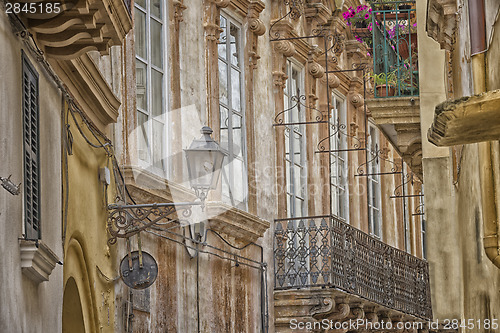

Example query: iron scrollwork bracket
[107,202,200,245]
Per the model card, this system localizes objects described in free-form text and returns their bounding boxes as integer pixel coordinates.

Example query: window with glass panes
[419,185,426,259]
[135,0,168,176]
[367,125,382,238]
[284,61,307,218]
[218,13,247,210]
[403,168,411,253]
[330,94,349,222]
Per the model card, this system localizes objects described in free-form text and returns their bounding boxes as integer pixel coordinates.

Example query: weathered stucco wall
[421,0,500,324]
[63,106,119,333]
[0,10,63,333]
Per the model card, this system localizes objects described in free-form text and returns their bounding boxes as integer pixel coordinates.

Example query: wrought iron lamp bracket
[106,201,202,245]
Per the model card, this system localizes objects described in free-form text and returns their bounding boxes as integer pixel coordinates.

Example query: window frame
[134,0,170,178]
[218,11,248,210]
[330,92,349,223]
[284,60,307,219]
[367,124,382,238]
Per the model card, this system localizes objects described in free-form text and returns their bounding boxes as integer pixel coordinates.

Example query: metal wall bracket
[0,175,21,196]
[107,202,200,245]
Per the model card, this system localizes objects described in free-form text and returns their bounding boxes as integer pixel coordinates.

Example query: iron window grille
[218,13,248,210]
[134,0,169,177]
[22,51,41,241]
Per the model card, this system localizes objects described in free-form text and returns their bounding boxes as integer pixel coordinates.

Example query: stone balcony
[366,97,423,179]
[15,0,132,59]
[273,216,432,332]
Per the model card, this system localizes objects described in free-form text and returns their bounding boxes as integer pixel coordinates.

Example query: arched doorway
[62,277,86,333]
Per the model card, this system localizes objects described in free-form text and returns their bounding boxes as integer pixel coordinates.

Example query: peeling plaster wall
[0,10,63,333]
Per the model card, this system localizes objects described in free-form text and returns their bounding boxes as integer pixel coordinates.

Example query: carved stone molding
[350,92,364,109]
[248,18,266,36]
[20,240,60,284]
[208,0,231,8]
[49,53,121,130]
[246,1,266,69]
[323,73,341,89]
[19,0,132,59]
[274,40,296,57]
[173,0,188,27]
[274,289,427,333]
[427,0,458,50]
[308,60,325,79]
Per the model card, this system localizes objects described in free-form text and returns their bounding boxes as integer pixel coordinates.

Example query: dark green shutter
[22,51,41,240]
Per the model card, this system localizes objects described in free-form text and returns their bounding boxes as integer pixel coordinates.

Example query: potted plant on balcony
[367,70,397,97]
[343,5,376,45]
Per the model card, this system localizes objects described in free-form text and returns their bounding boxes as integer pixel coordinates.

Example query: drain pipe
[469,0,500,268]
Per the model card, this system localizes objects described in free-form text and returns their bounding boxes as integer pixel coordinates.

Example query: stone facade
[0,0,438,332]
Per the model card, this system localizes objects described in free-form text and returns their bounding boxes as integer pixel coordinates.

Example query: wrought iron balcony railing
[274,215,432,319]
[370,2,419,98]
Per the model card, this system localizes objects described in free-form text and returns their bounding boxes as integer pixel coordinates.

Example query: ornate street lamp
[107,126,225,245]
[184,126,226,203]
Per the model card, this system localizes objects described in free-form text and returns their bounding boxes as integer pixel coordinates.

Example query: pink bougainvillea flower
[364,13,370,19]
[367,52,371,56]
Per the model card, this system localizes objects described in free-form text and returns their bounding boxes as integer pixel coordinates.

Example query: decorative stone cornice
[304,2,332,26]
[427,0,457,50]
[50,53,121,130]
[22,0,132,59]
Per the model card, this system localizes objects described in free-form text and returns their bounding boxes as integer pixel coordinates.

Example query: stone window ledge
[19,240,60,284]
[205,201,270,242]
[428,89,500,146]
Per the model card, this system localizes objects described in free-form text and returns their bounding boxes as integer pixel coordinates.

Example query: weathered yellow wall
[63,105,118,333]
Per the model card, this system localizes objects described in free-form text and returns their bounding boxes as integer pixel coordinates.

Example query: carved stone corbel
[350,92,364,109]
[247,2,266,69]
[310,297,335,318]
[173,0,187,27]
[308,60,325,79]
[275,40,296,58]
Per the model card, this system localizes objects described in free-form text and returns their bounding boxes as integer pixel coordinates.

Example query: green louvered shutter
[22,52,41,240]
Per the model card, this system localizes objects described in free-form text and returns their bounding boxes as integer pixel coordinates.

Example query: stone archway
[62,277,86,333]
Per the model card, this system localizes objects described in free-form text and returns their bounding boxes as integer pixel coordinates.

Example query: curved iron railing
[273,215,432,320]
[370,2,419,97]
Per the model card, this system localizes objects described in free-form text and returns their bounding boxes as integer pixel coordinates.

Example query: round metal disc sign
[120,251,158,289]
